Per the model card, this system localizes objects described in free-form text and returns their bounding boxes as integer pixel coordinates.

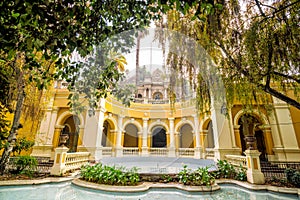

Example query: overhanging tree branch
[273,71,300,83]
[215,39,300,110]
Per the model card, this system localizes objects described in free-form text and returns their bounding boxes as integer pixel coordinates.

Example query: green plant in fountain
[178,165,192,185]
[161,174,173,183]
[234,164,247,181]
[178,165,215,186]
[213,160,236,179]
[80,163,140,186]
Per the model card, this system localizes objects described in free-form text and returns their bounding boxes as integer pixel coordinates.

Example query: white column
[46,107,59,145]
[164,88,167,99]
[84,98,106,161]
[115,115,124,157]
[272,97,300,161]
[228,108,237,148]
[168,118,176,157]
[142,118,149,156]
[31,97,57,158]
[148,88,151,99]
[210,98,235,160]
[193,114,202,159]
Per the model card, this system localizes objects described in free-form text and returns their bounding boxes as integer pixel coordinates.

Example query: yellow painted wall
[290,106,300,146]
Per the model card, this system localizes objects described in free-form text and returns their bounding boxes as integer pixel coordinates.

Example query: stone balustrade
[123,147,140,156]
[65,152,90,172]
[102,147,113,157]
[149,148,168,156]
[225,154,247,168]
[50,146,90,176]
[205,148,215,159]
[178,148,195,157]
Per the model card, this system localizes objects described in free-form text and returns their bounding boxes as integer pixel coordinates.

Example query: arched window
[61,115,80,152]
[238,114,266,160]
[180,124,194,148]
[153,92,163,100]
[152,126,166,148]
[206,121,214,148]
[102,120,113,147]
[124,124,138,147]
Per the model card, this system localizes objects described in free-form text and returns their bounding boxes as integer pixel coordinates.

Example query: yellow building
[31,68,300,163]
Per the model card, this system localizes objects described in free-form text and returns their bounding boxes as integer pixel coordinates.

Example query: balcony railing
[65,152,90,171]
[178,148,194,157]
[205,148,215,159]
[123,147,139,156]
[102,147,113,157]
[225,154,247,168]
[149,148,168,156]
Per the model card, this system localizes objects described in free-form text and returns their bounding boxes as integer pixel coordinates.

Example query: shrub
[214,160,236,179]
[234,165,247,181]
[161,174,173,183]
[13,155,37,176]
[80,163,140,186]
[212,160,247,181]
[12,137,35,156]
[285,168,300,187]
[177,165,215,186]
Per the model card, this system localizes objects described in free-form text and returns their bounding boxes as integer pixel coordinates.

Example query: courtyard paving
[99,157,217,174]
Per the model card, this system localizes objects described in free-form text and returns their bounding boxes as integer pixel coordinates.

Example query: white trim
[122,119,143,133]
[103,115,118,131]
[199,116,212,131]
[233,109,269,126]
[174,119,195,133]
[56,111,85,127]
[148,120,169,134]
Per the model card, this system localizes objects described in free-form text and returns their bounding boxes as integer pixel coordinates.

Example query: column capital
[78,125,85,129]
[99,107,106,113]
[55,125,65,129]
[52,106,59,111]
[118,114,125,119]
[143,118,149,121]
[192,114,198,118]
[259,125,271,130]
[233,125,241,129]
[168,117,175,121]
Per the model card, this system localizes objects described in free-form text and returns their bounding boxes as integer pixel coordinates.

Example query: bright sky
[123,28,165,72]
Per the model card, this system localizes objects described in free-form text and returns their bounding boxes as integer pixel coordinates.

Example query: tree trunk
[0,82,25,174]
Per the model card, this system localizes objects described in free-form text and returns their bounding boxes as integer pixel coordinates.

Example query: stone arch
[153,91,163,100]
[233,109,269,126]
[56,111,84,127]
[123,119,142,133]
[123,124,139,147]
[234,109,272,160]
[200,116,212,131]
[179,124,194,148]
[174,119,195,133]
[102,114,118,147]
[103,114,117,130]
[148,120,169,134]
[199,117,214,149]
[151,125,167,148]
[54,111,84,152]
